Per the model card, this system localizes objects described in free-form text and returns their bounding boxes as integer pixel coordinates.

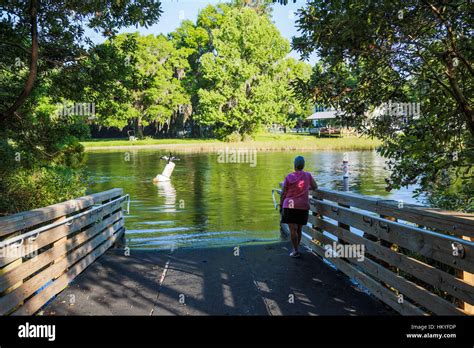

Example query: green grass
[81,137,216,147]
[80,133,381,151]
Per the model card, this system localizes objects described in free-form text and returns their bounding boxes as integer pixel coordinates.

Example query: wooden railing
[0,188,128,315]
[276,187,474,316]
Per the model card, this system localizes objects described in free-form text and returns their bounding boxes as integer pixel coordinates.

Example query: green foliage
[79,33,190,136]
[183,5,311,138]
[0,166,88,215]
[293,0,473,211]
[223,131,243,142]
[0,1,163,214]
[82,2,313,139]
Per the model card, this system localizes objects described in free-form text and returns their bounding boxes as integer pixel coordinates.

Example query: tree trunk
[134,117,144,139]
[1,0,39,122]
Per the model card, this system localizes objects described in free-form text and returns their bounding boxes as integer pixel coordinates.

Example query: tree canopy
[292,0,473,211]
[0,0,163,214]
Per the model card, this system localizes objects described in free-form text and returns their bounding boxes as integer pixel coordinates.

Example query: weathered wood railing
[275,187,474,316]
[0,188,128,315]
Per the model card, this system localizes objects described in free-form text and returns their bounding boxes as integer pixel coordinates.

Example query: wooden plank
[310,200,474,273]
[378,214,396,269]
[0,211,123,294]
[314,189,474,237]
[0,259,23,299]
[0,221,124,315]
[0,198,123,268]
[314,189,380,212]
[312,217,474,306]
[377,200,474,238]
[0,188,123,237]
[52,216,67,267]
[301,233,426,315]
[11,227,124,316]
[309,226,466,315]
[0,221,123,315]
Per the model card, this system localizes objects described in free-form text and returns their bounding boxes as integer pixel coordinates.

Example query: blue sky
[86,0,318,66]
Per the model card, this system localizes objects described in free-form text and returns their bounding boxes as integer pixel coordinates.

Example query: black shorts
[281,208,309,225]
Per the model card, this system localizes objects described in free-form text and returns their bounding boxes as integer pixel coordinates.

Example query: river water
[85,149,421,250]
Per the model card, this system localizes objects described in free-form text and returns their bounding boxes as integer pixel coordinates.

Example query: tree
[273,57,313,127]
[79,33,190,138]
[292,0,473,211]
[1,0,163,123]
[180,4,310,139]
[0,0,163,213]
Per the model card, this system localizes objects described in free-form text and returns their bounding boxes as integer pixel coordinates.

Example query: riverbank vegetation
[81,134,381,151]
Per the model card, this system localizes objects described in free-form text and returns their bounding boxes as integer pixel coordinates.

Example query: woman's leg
[296,224,303,247]
[289,223,299,252]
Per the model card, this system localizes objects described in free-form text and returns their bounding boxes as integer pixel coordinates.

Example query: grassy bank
[81,134,382,152]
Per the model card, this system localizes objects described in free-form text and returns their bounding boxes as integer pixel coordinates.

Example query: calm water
[85,149,421,250]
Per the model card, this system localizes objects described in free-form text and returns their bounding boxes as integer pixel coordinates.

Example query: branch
[422,0,474,76]
[0,41,30,55]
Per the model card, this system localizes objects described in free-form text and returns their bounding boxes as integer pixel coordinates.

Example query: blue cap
[294,156,305,170]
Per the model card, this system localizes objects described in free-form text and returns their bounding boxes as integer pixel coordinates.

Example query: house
[306,108,352,137]
[306,110,338,128]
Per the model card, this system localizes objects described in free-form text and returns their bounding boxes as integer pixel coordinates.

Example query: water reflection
[153,181,177,211]
[85,149,421,250]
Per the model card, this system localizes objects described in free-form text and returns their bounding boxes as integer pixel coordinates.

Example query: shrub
[223,131,242,142]
[0,167,88,215]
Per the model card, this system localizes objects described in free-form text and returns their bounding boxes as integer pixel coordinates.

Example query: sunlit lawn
[81,132,381,151]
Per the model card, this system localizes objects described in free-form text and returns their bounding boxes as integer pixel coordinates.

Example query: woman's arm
[310,174,318,191]
[280,180,287,211]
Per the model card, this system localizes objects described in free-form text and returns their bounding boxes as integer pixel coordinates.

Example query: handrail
[0,189,127,316]
[271,189,280,209]
[313,188,474,236]
[273,187,474,316]
[0,194,129,248]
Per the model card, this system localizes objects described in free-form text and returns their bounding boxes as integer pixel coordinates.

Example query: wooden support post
[462,236,474,314]
[309,190,323,242]
[52,216,68,267]
[379,214,397,273]
[338,203,350,245]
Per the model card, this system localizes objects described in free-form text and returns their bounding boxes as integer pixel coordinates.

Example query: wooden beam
[301,232,427,315]
[0,211,123,294]
[310,200,474,273]
[11,227,124,316]
[0,221,123,315]
[0,188,123,237]
[313,188,474,238]
[309,226,466,315]
[312,217,474,306]
[0,199,123,268]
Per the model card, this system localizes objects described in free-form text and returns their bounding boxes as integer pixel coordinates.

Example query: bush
[223,131,242,142]
[0,167,88,215]
[241,133,254,142]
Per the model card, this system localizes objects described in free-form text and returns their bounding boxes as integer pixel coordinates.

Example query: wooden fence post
[462,236,474,314]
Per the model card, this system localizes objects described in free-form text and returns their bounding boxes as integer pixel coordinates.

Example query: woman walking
[280,156,318,258]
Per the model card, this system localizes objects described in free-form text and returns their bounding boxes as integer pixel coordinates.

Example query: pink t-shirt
[282,171,312,210]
